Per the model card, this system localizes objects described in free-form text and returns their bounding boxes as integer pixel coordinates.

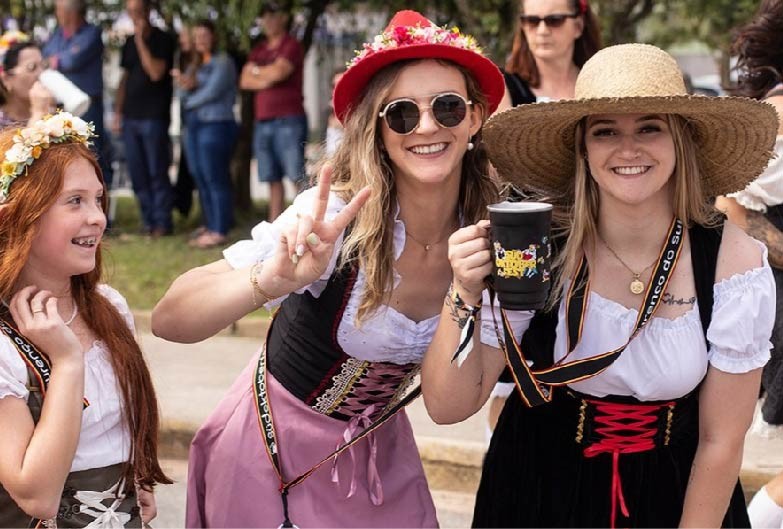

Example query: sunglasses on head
[520,13,579,28]
[379,92,472,135]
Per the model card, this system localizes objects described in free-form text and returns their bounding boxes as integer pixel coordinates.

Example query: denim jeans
[122,118,173,232]
[184,117,237,235]
[253,114,307,184]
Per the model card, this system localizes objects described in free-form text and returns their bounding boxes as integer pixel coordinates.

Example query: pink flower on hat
[347,21,483,70]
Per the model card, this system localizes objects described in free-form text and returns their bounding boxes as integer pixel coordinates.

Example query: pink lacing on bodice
[336,362,418,421]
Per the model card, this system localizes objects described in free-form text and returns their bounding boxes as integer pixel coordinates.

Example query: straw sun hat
[484,43,779,201]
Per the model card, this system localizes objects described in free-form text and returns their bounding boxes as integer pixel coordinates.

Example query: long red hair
[0,127,170,490]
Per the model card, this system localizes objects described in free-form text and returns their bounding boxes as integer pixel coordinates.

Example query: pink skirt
[186,349,438,528]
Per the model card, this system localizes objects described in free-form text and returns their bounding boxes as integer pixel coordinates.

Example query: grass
[101,196,270,311]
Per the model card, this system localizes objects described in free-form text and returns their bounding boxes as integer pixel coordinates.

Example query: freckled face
[26,158,106,281]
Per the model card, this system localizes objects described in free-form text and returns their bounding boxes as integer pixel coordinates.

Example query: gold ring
[32,309,44,314]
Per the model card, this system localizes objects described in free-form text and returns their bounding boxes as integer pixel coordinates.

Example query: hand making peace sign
[268,165,371,290]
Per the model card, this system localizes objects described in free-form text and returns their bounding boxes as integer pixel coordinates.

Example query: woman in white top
[422,44,778,527]
[0,113,169,528]
[152,10,505,528]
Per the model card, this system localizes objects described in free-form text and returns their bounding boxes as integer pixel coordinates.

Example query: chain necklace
[1,298,78,326]
[597,235,658,295]
[404,229,451,251]
[404,219,458,252]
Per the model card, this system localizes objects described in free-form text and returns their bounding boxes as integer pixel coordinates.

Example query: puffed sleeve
[0,334,29,401]
[98,284,136,333]
[479,290,535,348]
[707,249,776,373]
[222,187,347,305]
[728,136,783,212]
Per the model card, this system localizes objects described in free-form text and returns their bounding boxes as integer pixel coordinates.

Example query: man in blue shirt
[43,0,112,188]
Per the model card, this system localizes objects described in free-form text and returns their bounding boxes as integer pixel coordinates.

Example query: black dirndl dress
[472,387,749,528]
[473,222,750,528]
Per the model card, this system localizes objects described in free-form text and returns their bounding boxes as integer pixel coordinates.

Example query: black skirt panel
[472,388,749,528]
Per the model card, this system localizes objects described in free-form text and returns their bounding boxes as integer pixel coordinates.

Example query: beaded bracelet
[250,262,277,308]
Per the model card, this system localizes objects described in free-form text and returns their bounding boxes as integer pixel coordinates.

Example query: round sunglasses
[379,93,472,135]
[520,12,579,29]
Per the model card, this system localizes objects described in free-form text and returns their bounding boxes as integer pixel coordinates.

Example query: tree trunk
[231,89,255,212]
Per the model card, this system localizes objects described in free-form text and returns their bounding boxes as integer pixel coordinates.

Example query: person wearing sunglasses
[485,0,602,444]
[0,35,56,128]
[499,0,601,110]
[151,9,504,528]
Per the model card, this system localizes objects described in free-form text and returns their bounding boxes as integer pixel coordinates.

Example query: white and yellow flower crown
[0,112,95,203]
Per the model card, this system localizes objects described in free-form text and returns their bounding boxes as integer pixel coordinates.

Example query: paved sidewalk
[140,329,783,526]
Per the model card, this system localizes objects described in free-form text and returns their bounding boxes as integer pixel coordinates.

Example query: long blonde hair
[550,114,719,306]
[328,59,499,322]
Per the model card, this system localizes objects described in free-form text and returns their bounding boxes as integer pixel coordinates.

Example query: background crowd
[1,0,783,526]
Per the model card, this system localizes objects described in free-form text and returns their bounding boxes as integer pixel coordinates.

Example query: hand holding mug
[447,220,492,305]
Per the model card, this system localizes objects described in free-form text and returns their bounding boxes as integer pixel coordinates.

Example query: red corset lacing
[582,399,675,529]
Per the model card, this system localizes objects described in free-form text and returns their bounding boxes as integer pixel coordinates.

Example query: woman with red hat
[152,9,504,528]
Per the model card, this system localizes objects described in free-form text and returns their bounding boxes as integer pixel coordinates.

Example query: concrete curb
[157,421,778,497]
[134,310,270,338]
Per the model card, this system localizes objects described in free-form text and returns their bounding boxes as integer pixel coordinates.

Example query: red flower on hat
[347,20,483,70]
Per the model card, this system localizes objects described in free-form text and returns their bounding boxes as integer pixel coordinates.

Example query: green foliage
[103,196,269,310]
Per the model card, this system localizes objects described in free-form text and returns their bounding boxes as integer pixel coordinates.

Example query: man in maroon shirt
[240,2,307,221]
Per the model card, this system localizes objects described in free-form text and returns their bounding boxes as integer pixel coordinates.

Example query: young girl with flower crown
[0,113,170,528]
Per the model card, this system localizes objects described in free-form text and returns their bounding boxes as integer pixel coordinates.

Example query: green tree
[648,0,758,85]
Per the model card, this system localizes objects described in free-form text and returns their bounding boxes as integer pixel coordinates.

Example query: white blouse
[224,188,457,366]
[481,242,775,401]
[729,135,783,212]
[0,285,132,471]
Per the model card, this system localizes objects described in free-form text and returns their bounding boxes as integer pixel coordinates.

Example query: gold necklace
[404,229,451,251]
[597,236,658,295]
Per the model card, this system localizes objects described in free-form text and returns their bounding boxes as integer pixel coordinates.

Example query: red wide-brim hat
[333,10,504,123]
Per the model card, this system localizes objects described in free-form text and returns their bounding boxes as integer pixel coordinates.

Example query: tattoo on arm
[445,294,470,329]
[662,293,696,306]
[745,211,783,267]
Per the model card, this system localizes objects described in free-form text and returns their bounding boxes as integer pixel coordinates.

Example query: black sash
[254,316,420,528]
[492,218,685,407]
[0,317,89,409]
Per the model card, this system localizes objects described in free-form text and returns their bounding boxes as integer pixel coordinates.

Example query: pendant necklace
[404,221,456,252]
[598,236,658,295]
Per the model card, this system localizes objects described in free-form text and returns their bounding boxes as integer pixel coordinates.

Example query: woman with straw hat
[153,9,504,528]
[422,43,778,527]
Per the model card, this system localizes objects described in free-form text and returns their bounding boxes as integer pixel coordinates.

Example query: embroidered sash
[0,317,89,409]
